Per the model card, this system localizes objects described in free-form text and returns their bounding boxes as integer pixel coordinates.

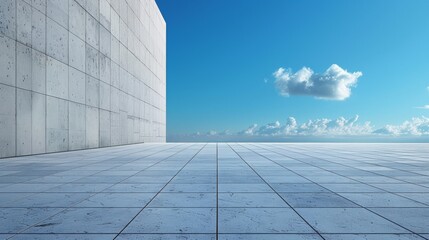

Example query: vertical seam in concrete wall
[44,0,48,153]
[67,0,70,151]
[109,1,112,147]
[98,0,101,148]
[14,0,17,156]
[30,4,33,154]
[84,0,87,149]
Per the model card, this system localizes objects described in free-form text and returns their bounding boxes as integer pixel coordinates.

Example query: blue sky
[155,0,429,140]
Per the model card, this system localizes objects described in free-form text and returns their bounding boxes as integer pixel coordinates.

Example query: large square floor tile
[23,208,140,233]
[218,208,315,233]
[296,208,409,233]
[370,208,429,233]
[123,208,216,233]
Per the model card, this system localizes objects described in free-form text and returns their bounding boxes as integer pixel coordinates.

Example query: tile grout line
[216,142,219,240]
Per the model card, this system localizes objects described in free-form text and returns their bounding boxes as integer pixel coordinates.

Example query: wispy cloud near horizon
[274,64,362,100]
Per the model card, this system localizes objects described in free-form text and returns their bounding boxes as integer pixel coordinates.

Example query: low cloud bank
[169,116,429,142]
[240,115,372,136]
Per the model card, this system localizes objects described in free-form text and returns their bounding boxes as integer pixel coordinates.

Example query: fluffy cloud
[373,117,429,136]
[274,64,362,100]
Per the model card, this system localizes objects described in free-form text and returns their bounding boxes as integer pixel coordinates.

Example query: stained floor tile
[23,208,141,234]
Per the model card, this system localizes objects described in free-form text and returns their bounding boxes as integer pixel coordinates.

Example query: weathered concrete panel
[47,18,68,64]
[99,109,110,147]
[17,0,32,46]
[85,12,99,49]
[69,33,85,72]
[110,111,120,146]
[46,96,69,152]
[0,84,16,157]
[85,75,99,108]
[69,0,85,40]
[100,26,110,59]
[85,106,99,148]
[85,44,99,78]
[69,67,85,104]
[16,42,32,90]
[0,0,16,39]
[69,102,86,150]
[16,89,32,155]
[110,61,119,88]
[32,8,46,53]
[31,50,46,94]
[0,35,16,86]
[85,0,99,21]
[47,0,68,29]
[110,35,119,64]
[31,92,46,154]
[99,81,110,111]
[32,0,46,14]
[47,56,68,99]
[99,0,110,30]
[110,87,119,113]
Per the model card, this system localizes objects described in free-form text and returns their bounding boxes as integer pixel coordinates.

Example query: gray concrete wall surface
[0,0,166,158]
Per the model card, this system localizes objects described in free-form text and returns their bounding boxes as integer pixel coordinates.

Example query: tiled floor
[1,143,429,240]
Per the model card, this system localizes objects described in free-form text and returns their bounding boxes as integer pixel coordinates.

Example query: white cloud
[274,64,362,100]
[373,117,429,136]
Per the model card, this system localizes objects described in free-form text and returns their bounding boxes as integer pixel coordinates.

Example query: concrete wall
[0,0,166,158]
